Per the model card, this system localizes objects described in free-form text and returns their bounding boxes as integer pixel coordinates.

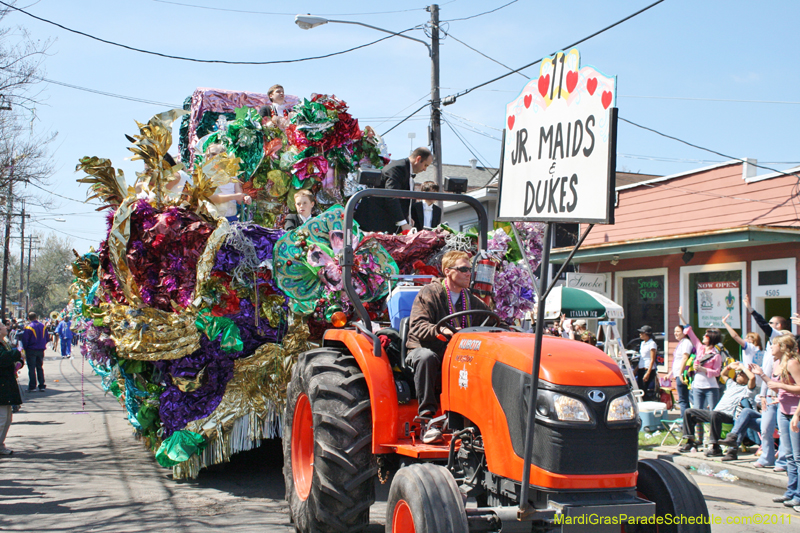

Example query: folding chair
[660,417,686,447]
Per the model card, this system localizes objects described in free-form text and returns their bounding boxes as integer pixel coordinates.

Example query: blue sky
[7,0,799,249]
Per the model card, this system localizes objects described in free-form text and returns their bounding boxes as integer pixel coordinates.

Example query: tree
[25,233,73,316]
[0,3,57,318]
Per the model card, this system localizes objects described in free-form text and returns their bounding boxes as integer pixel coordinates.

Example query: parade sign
[497,49,617,223]
[697,281,740,328]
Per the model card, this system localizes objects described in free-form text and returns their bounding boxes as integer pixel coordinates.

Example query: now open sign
[497,48,617,224]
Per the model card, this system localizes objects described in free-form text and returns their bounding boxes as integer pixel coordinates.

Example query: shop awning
[550,225,800,264]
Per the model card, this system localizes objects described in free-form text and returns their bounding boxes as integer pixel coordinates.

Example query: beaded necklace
[443,279,470,329]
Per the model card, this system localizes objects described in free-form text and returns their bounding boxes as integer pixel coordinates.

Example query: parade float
[67,87,544,479]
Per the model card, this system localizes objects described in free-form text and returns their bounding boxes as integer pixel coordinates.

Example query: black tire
[385,463,469,533]
[284,348,376,532]
[628,458,711,533]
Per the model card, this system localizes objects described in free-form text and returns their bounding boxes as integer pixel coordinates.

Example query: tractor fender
[323,328,398,454]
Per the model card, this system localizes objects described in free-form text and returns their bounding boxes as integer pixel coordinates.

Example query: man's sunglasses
[448,266,471,273]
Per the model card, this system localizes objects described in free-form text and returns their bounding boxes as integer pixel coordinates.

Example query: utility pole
[1,167,13,322]
[428,4,443,192]
[24,235,38,315]
[18,199,24,305]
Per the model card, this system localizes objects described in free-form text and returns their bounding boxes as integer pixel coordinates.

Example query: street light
[294,6,444,191]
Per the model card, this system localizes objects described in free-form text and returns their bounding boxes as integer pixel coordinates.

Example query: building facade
[550,160,800,371]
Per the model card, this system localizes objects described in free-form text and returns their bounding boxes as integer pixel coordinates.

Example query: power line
[621,95,800,105]
[27,181,103,206]
[443,111,502,132]
[30,220,100,243]
[441,114,492,169]
[151,0,429,16]
[443,0,665,102]
[442,0,519,22]
[370,92,432,129]
[0,1,410,65]
[442,30,527,79]
[618,115,800,220]
[443,112,501,141]
[618,117,800,180]
[620,153,800,165]
[39,77,182,108]
[381,103,430,136]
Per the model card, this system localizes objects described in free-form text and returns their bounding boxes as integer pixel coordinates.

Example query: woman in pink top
[678,308,722,411]
[753,334,800,510]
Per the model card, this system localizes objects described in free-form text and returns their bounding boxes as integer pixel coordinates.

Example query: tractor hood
[449,331,627,387]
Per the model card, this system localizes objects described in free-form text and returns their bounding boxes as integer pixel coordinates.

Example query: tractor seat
[376,316,415,402]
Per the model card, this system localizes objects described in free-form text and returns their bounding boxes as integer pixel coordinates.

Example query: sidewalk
[0,346,292,532]
[640,411,789,490]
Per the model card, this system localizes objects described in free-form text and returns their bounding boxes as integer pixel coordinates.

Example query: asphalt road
[2,348,799,532]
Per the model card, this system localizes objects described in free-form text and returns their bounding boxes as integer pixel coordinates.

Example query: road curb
[639,449,785,490]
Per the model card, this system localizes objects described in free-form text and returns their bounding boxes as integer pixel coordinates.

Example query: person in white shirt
[411,181,442,231]
[745,294,791,470]
[667,324,694,419]
[637,325,658,397]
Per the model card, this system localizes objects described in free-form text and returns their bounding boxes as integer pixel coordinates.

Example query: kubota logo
[587,390,605,403]
[459,339,482,351]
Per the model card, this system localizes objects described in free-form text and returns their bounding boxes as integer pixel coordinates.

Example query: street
[2,348,800,532]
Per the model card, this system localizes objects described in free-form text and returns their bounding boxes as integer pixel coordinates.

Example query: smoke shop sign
[566,273,609,298]
[498,48,616,223]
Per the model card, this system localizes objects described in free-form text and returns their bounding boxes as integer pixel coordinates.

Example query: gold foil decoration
[76,156,132,211]
[193,217,230,303]
[127,109,189,206]
[173,367,206,393]
[105,303,200,361]
[107,196,143,306]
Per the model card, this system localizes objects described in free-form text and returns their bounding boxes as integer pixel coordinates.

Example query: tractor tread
[284,348,375,533]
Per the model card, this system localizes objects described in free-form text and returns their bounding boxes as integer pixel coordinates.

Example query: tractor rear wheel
[283,348,376,532]
[629,458,710,532]
[385,463,468,533]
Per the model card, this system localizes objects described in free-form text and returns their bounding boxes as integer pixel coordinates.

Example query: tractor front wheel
[385,463,469,533]
[630,458,710,533]
[283,348,376,532]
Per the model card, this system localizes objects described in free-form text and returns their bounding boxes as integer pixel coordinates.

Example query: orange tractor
[284,188,709,532]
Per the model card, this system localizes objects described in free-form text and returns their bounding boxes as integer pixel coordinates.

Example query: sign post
[501,49,618,516]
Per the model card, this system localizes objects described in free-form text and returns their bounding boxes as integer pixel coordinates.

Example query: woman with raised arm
[677,306,722,450]
[752,335,800,511]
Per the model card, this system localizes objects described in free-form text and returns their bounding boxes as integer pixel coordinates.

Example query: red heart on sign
[566,71,578,93]
[507,115,515,130]
[601,91,612,109]
[523,94,532,108]
[587,77,598,95]
[538,74,550,97]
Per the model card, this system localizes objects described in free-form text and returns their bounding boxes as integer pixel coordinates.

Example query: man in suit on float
[354,147,433,233]
[411,180,442,231]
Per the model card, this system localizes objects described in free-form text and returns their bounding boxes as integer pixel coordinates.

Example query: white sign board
[497,49,616,223]
[566,272,610,298]
[697,281,740,328]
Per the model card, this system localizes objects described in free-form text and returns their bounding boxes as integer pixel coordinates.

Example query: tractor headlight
[552,394,590,422]
[607,394,637,422]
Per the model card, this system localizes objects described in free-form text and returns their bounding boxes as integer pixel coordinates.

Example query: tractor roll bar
[343,188,489,357]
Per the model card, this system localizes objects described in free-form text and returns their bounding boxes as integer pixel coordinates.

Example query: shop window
[553,223,579,248]
[758,270,788,286]
[689,270,742,358]
[621,275,665,367]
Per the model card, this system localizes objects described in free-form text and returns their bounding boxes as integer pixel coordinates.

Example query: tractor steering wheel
[434,309,505,335]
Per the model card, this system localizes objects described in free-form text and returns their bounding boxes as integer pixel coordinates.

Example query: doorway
[764,298,792,327]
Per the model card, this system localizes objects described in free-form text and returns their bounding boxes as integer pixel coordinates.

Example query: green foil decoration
[155,430,207,468]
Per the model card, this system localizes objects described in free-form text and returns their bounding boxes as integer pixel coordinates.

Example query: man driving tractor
[406,250,492,443]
